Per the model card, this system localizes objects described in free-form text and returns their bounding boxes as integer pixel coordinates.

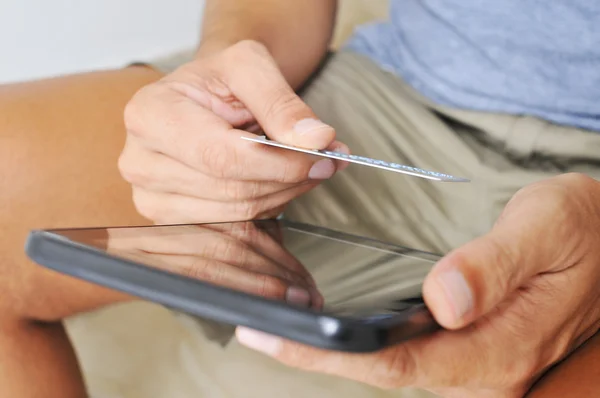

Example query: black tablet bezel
[25,220,440,353]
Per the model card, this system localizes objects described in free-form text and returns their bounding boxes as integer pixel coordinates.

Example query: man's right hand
[118,40,348,224]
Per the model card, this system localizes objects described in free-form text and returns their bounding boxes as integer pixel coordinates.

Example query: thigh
[0,66,159,320]
[0,66,167,398]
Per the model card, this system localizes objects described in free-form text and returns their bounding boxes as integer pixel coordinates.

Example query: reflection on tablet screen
[54,220,439,319]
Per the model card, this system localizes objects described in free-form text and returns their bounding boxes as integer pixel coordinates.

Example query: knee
[0,88,76,322]
[0,70,155,321]
[0,99,38,319]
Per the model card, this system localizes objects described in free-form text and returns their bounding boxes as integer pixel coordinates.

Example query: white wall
[0,0,204,84]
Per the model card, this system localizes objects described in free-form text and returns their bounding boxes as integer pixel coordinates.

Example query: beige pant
[67,51,600,398]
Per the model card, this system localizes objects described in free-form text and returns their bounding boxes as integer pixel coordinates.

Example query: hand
[117,40,348,224]
[236,173,600,398]
[106,221,322,307]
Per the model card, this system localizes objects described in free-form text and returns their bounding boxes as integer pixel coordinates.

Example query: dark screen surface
[49,220,440,319]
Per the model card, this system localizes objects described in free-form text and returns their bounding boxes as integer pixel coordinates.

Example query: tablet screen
[51,220,439,319]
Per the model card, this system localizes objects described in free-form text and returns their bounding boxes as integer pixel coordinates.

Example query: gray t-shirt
[346,0,600,132]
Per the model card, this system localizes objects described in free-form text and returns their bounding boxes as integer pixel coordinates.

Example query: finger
[119,136,296,201]
[235,327,420,389]
[235,313,517,391]
[235,119,350,173]
[423,182,582,329]
[125,89,339,182]
[210,222,324,308]
[221,41,336,150]
[108,226,313,288]
[237,184,594,393]
[119,250,312,305]
[183,228,315,289]
[328,140,351,171]
[201,221,317,287]
[159,252,310,296]
[107,224,321,306]
[131,182,317,224]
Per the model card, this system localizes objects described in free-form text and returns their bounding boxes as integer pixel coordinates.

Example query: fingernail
[308,159,335,179]
[294,118,331,136]
[237,327,281,356]
[286,286,311,307]
[436,270,473,322]
[330,143,350,171]
[333,145,350,155]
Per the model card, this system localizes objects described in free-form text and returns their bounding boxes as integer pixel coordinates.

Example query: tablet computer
[25,219,441,353]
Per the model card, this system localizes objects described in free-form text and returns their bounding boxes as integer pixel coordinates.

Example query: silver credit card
[242,136,470,183]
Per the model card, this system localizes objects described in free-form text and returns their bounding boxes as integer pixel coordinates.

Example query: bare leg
[0,66,161,397]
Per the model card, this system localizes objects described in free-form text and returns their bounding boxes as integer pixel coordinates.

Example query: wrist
[195,38,239,60]
[195,37,324,91]
[195,27,268,59]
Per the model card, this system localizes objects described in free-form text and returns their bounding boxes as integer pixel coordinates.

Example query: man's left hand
[236,173,600,398]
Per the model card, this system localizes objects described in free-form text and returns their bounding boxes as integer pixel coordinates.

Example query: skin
[0,1,340,396]
[0,66,159,398]
[104,222,322,306]
[0,0,598,397]
[236,174,600,398]
[120,39,349,225]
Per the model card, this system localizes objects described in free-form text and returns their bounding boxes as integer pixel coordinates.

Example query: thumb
[422,186,569,330]
[223,41,336,150]
[422,233,530,330]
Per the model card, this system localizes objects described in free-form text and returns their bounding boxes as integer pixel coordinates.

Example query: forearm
[197,0,338,89]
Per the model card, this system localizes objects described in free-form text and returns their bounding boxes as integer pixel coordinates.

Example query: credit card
[241,136,470,183]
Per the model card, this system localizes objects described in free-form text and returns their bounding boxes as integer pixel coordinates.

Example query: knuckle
[261,87,302,121]
[123,98,143,134]
[280,270,306,287]
[197,236,220,260]
[278,342,321,370]
[200,235,245,264]
[522,178,583,234]
[124,82,178,140]
[183,259,211,281]
[123,87,154,136]
[558,172,600,217]
[116,151,133,181]
[221,238,248,262]
[131,189,162,222]
[255,273,287,299]
[275,160,307,183]
[200,143,237,177]
[223,180,260,202]
[233,199,263,221]
[239,218,259,238]
[235,221,261,245]
[522,173,595,213]
[369,347,417,389]
[118,153,151,187]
